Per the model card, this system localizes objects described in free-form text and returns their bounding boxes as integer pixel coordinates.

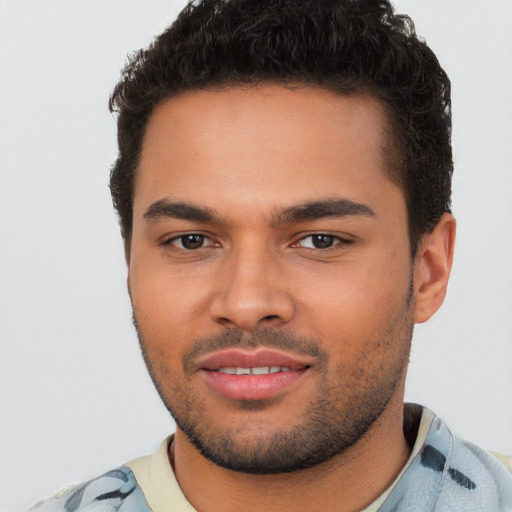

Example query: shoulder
[379,406,512,512]
[433,433,512,511]
[27,466,152,512]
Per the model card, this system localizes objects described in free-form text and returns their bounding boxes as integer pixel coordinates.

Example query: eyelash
[162,233,353,251]
[294,233,353,250]
[163,234,217,251]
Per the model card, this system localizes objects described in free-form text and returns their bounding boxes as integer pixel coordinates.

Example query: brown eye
[169,234,207,250]
[311,234,335,249]
[181,234,205,249]
[297,234,337,249]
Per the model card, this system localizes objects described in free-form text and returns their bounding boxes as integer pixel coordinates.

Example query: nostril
[262,315,279,321]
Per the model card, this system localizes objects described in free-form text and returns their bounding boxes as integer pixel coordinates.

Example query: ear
[413,213,456,324]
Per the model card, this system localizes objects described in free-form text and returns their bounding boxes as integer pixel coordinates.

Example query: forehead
[134,85,400,219]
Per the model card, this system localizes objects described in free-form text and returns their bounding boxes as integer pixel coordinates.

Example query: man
[29,0,512,511]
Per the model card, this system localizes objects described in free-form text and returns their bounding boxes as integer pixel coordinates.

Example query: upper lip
[197,349,312,371]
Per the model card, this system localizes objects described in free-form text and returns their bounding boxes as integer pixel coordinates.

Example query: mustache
[182,328,328,372]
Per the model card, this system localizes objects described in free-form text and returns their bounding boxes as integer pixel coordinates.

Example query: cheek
[296,252,411,346]
[129,259,212,350]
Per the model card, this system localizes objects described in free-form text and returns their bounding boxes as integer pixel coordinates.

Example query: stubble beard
[133,297,414,475]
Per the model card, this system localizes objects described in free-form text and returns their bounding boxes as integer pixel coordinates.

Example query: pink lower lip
[201,368,308,400]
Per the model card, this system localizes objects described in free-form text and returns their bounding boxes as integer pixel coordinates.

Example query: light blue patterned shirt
[29,405,512,512]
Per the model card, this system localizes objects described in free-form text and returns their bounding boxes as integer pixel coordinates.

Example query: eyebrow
[272,198,375,225]
[144,199,219,223]
[143,197,375,225]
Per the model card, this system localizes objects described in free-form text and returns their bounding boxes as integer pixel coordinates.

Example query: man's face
[129,85,415,473]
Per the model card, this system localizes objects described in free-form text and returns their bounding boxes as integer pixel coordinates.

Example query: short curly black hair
[109,0,452,256]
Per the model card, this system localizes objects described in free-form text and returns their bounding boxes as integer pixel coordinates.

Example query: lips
[197,349,311,401]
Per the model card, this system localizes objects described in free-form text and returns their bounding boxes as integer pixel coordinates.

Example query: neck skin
[169,385,411,512]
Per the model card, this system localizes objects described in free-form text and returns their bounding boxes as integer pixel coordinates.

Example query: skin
[128,85,455,512]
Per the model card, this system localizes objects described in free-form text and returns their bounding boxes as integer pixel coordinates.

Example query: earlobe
[413,213,456,324]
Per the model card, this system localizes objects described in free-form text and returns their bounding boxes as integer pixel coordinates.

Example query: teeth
[251,366,269,375]
[218,367,236,374]
[217,366,291,375]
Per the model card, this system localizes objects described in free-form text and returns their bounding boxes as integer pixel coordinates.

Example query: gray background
[0,1,511,510]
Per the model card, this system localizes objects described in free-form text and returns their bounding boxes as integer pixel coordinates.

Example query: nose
[209,246,295,331]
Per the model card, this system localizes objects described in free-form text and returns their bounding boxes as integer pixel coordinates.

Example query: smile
[201,367,308,401]
[196,349,312,401]
[216,366,291,375]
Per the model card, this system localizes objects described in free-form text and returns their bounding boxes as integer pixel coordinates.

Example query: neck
[171,395,411,512]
